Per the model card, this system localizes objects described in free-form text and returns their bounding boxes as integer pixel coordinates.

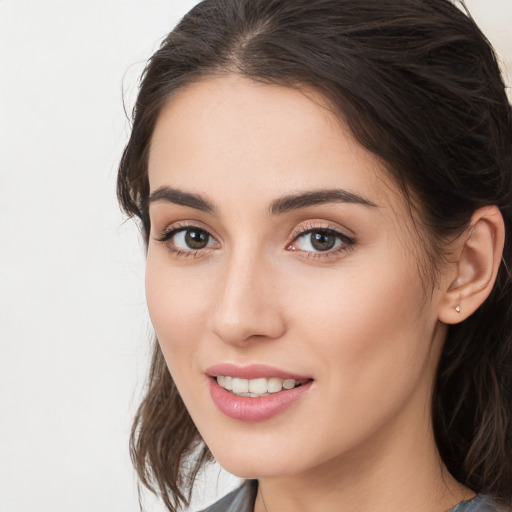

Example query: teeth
[283,379,295,390]
[268,377,283,393]
[223,376,233,390]
[232,378,249,393]
[248,378,267,394]
[216,376,305,396]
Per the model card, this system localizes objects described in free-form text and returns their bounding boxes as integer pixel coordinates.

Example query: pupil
[185,229,209,249]
[311,231,336,251]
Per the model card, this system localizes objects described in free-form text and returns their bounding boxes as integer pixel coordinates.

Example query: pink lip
[206,364,313,422]
[205,363,310,381]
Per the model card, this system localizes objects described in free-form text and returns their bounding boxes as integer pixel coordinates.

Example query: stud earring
[455,305,461,313]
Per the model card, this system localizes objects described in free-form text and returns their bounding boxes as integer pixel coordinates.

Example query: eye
[297,231,340,252]
[287,226,355,255]
[173,228,214,250]
[155,225,219,255]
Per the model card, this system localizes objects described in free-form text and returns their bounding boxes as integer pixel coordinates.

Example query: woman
[117,0,512,511]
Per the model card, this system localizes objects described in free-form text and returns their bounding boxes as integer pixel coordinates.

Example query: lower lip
[208,378,313,422]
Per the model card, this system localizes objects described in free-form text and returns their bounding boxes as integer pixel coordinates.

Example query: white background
[0,1,510,511]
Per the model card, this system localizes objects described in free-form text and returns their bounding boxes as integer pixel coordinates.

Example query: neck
[254,399,472,512]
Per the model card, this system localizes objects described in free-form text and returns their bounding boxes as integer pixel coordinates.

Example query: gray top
[199,480,504,512]
[199,480,256,512]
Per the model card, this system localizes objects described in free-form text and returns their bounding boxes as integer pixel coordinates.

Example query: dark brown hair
[117,1,512,510]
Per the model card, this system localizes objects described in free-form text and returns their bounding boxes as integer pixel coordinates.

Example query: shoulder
[198,480,257,512]
[449,495,509,512]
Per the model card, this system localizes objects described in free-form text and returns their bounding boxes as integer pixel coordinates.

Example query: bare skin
[145,74,503,512]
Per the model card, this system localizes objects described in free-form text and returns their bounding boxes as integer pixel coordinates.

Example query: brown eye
[310,231,337,251]
[156,224,220,256]
[183,229,210,249]
[294,229,342,252]
[288,227,355,256]
[168,228,215,250]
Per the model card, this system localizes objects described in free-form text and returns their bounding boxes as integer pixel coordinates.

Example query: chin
[214,455,296,480]
[201,432,318,480]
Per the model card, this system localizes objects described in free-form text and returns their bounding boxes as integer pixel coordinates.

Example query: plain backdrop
[0,1,510,511]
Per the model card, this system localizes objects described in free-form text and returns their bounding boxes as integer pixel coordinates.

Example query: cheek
[145,250,211,365]
[291,253,424,342]
[290,255,434,407]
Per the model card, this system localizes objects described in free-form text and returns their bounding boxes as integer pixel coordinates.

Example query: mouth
[215,375,311,397]
[206,364,314,421]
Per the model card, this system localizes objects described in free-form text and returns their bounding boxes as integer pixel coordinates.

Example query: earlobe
[438,206,505,325]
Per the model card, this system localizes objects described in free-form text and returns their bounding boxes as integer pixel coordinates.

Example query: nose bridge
[209,244,285,345]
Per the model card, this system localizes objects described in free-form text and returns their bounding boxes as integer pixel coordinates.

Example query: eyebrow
[269,189,378,214]
[148,186,215,214]
[147,186,378,215]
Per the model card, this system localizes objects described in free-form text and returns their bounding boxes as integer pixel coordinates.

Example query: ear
[438,206,505,325]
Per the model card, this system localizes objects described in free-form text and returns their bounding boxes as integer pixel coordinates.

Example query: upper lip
[205,363,311,381]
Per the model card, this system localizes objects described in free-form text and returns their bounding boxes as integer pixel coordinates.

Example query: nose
[208,251,286,346]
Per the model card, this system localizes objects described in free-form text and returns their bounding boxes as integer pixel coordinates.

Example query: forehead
[148,74,400,209]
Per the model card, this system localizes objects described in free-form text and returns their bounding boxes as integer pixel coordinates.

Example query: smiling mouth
[215,376,311,397]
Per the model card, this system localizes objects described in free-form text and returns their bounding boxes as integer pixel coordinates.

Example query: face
[145,75,448,480]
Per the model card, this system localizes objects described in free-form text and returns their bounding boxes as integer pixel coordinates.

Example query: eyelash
[287,223,355,259]
[155,222,355,260]
[155,222,216,259]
